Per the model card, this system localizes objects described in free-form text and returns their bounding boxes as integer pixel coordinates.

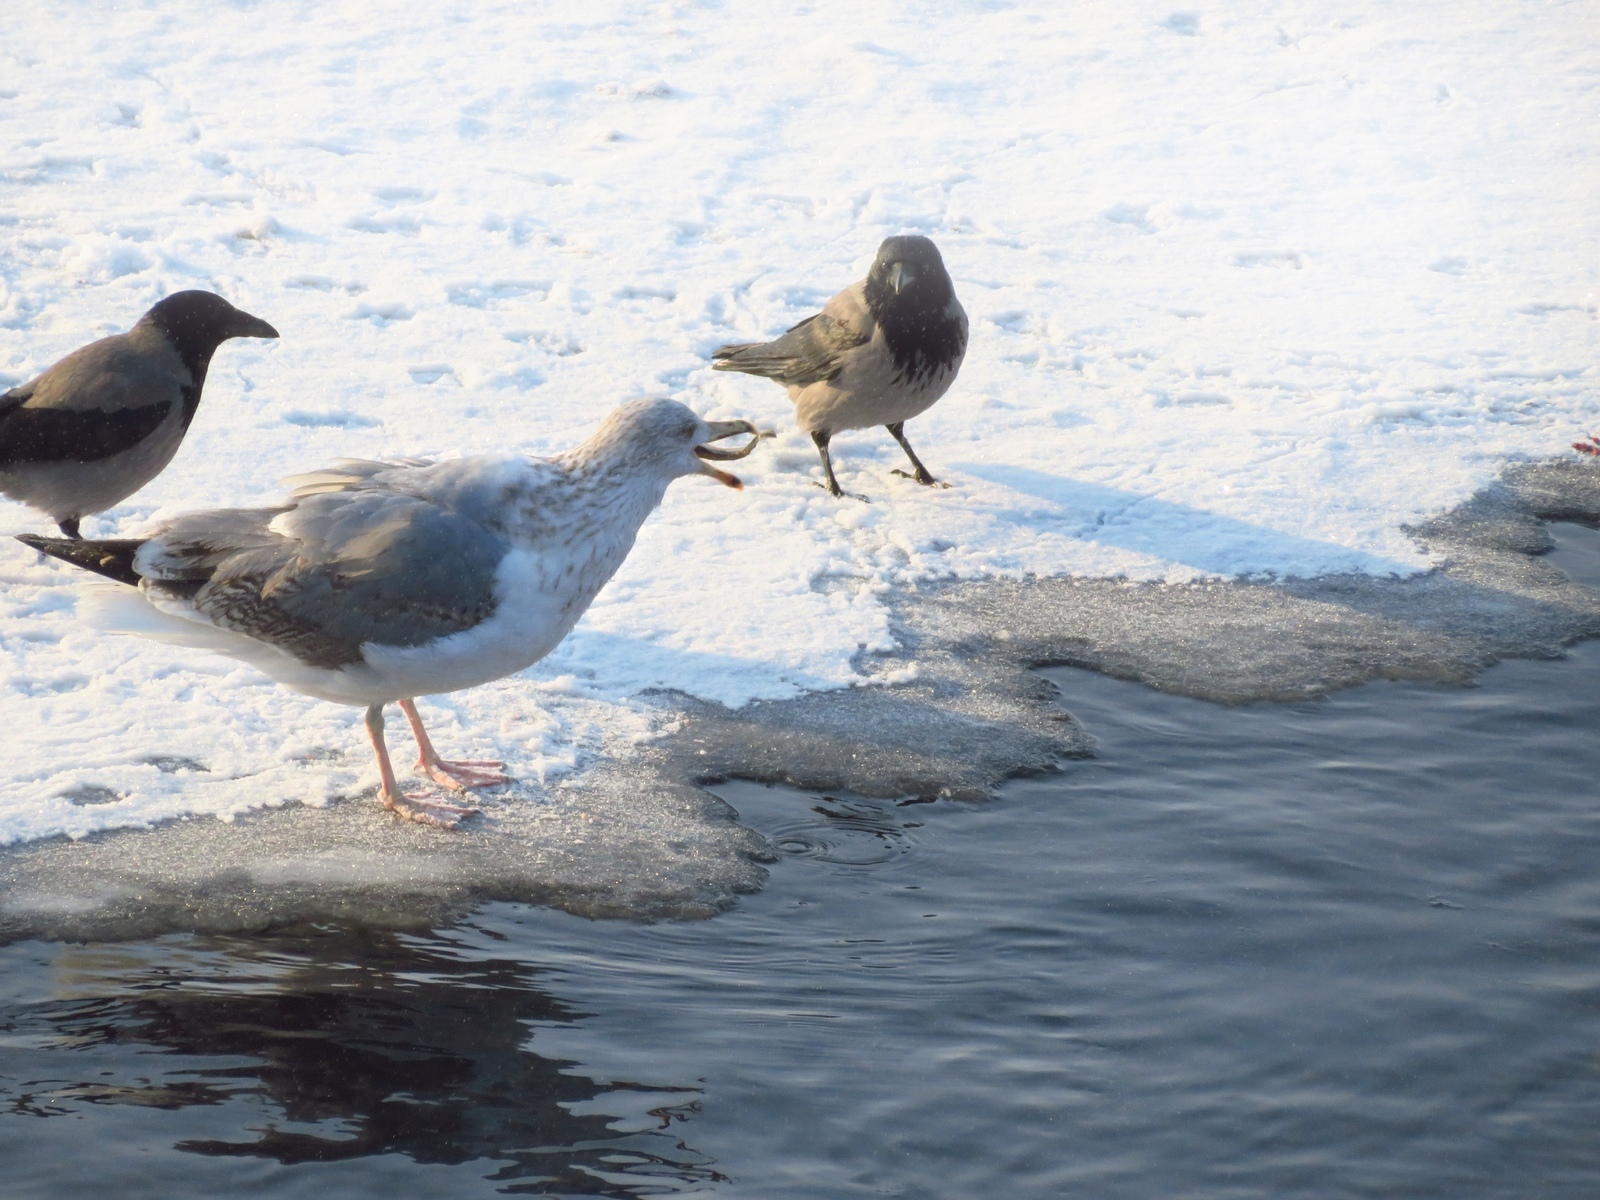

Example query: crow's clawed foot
[812,480,871,502]
[890,468,952,489]
[1575,435,1600,457]
[421,757,511,793]
[384,789,479,829]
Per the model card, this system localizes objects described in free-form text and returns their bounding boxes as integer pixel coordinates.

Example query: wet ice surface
[0,753,775,940]
[4,623,1600,1196]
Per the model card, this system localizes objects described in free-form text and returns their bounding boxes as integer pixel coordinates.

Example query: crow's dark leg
[811,431,843,497]
[809,431,870,502]
[886,422,948,488]
[811,429,875,503]
[58,517,81,540]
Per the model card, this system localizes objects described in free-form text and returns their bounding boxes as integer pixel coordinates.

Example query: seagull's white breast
[355,518,640,703]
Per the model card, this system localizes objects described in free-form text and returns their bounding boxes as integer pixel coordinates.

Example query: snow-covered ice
[0,1,1596,857]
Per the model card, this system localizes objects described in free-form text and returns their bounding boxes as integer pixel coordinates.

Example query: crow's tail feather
[711,340,794,380]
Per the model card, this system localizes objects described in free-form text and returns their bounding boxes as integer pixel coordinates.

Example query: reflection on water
[2,926,719,1196]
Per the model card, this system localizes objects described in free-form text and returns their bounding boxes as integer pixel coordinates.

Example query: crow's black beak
[232,311,280,340]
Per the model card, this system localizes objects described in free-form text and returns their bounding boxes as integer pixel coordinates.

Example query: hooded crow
[712,235,967,499]
[0,290,279,538]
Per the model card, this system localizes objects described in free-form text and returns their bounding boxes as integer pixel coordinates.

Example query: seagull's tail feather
[16,534,145,587]
[18,534,237,654]
[76,580,215,644]
[76,580,275,669]
[78,580,374,705]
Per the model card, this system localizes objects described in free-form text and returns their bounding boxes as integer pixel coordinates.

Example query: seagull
[18,398,764,828]
[0,290,280,538]
[712,235,967,499]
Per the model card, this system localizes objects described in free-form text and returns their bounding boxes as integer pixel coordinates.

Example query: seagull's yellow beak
[693,419,771,489]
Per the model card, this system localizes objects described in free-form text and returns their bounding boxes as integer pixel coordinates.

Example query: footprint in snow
[345,302,413,325]
[1233,250,1303,269]
[409,365,458,385]
[447,281,549,308]
[282,410,381,429]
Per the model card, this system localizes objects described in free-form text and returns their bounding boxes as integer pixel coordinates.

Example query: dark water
[4,529,1600,1198]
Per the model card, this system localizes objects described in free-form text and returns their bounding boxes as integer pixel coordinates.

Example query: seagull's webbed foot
[398,699,511,794]
[366,702,482,830]
[383,787,479,829]
[420,758,512,793]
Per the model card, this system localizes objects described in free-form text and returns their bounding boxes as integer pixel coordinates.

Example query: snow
[0,0,1596,845]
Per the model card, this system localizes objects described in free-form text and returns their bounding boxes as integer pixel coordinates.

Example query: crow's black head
[862,236,964,384]
[142,290,279,375]
[865,236,953,308]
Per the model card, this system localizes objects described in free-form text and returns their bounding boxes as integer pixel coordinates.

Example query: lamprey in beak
[693,418,772,488]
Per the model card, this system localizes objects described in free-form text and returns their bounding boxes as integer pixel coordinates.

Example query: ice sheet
[0,1,1596,853]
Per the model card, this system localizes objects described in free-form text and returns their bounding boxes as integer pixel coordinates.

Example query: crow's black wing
[0,339,182,467]
[0,399,173,466]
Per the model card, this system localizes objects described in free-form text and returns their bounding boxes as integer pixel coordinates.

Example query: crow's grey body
[713,235,967,497]
[0,291,278,537]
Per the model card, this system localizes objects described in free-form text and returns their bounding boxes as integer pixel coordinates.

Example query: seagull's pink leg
[399,698,511,792]
[365,703,476,828]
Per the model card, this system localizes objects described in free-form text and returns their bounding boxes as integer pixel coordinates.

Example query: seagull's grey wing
[0,339,179,467]
[711,286,872,388]
[142,492,510,670]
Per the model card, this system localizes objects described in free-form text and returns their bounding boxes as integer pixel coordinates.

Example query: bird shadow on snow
[548,630,830,707]
[953,462,1416,578]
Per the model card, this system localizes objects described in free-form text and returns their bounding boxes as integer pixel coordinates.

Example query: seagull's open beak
[888,261,914,294]
[693,418,771,489]
[232,311,280,340]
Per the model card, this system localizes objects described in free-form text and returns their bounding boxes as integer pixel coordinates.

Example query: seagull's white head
[578,398,768,489]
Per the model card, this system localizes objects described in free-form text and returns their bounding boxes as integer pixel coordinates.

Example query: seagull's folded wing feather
[141,489,510,671]
[281,457,436,498]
